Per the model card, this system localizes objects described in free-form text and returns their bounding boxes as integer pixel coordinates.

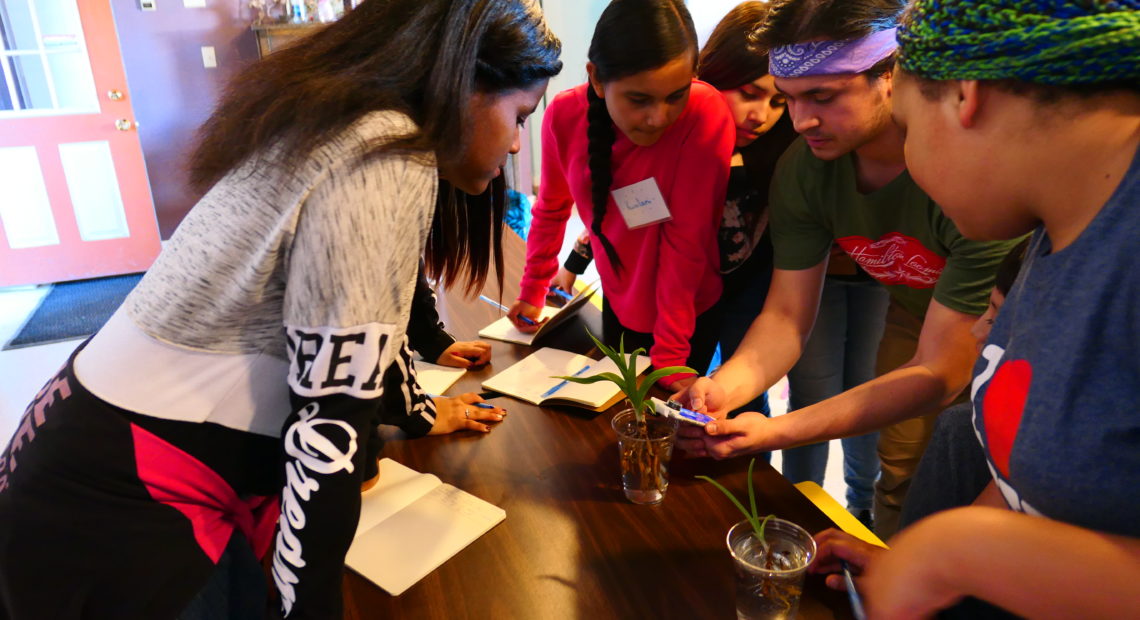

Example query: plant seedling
[553,328,695,425]
[697,457,774,552]
[555,327,696,502]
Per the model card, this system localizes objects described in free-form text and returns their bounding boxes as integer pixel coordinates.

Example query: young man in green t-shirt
[675,0,1021,538]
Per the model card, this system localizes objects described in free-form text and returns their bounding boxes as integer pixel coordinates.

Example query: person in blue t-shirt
[807,1,1140,618]
[897,238,1027,531]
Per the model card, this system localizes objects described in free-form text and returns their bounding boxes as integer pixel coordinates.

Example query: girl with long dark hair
[544,2,799,407]
[508,0,735,390]
[695,1,797,416]
[0,1,560,617]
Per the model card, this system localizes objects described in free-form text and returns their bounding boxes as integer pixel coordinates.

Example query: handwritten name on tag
[611,177,672,229]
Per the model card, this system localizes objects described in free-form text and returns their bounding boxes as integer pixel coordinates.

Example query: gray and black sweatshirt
[76,110,440,618]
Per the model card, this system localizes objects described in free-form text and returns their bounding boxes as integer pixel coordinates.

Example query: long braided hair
[585,0,697,271]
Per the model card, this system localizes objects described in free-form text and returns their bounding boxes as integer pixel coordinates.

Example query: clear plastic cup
[726,518,816,619]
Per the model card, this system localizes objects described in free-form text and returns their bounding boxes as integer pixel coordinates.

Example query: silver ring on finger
[465,408,470,419]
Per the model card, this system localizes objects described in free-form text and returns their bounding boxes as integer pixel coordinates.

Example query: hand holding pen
[426,392,507,435]
[480,294,542,331]
[808,529,882,619]
[546,284,575,307]
[503,298,546,333]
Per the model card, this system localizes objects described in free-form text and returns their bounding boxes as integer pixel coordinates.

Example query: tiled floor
[0,283,850,508]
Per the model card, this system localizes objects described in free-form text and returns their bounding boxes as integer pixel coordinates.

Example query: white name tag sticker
[611,177,672,229]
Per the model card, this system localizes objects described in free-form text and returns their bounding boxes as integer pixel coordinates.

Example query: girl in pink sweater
[508,0,734,390]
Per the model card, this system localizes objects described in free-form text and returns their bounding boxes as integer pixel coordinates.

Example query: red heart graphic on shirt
[981,359,1033,479]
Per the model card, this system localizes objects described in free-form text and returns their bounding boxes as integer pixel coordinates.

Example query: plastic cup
[726,518,816,619]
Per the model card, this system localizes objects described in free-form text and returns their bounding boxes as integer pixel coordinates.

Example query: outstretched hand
[674,411,773,459]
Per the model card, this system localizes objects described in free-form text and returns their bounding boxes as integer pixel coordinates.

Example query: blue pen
[840,560,867,620]
[479,295,536,325]
[427,394,496,409]
[652,398,715,426]
[549,287,574,301]
[541,364,592,399]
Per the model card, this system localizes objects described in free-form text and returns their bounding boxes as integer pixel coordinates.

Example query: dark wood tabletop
[341,231,852,619]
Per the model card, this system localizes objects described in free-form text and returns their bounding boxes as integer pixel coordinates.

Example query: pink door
[0,0,161,287]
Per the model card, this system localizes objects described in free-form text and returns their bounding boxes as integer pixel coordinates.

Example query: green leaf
[631,365,698,406]
[747,457,758,523]
[608,332,628,380]
[585,327,617,363]
[621,344,646,398]
[758,514,774,543]
[643,365,698,385]
[696,475,760,535]
[631,380,654,414]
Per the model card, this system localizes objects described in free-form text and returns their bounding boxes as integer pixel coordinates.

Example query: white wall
[541,0,609,99]
[690,0,756,47]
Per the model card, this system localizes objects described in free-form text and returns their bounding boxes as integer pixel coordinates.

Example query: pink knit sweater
[519,81,734,372]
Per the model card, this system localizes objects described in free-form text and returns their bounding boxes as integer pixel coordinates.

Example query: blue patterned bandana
[769,28,898,78]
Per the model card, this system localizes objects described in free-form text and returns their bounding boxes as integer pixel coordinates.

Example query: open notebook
[345,459,505,595]
[478,281,598,346]
[480,346,649,411]
[412,360,466,395]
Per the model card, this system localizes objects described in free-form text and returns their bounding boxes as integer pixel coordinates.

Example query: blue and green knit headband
[898,0,1140,86]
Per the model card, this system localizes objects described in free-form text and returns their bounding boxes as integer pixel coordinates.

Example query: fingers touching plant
[553,328,695,424]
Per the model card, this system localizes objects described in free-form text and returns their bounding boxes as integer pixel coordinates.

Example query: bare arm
[865,507,1140,619]
[680,297,978,459]
[763,297,977,443]
[682,263,827,413]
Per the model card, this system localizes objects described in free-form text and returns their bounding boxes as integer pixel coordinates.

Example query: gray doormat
[3,274,143,350]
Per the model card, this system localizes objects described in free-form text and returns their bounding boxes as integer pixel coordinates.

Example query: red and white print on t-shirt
[971,343,1042,516]
[836,232,946,288]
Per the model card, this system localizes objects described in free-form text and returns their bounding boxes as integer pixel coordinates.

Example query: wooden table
[342,231,852,619]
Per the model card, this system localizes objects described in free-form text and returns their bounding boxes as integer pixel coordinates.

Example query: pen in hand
[479,295,536,326]
[840,560,866,620]
[548,287,574,302]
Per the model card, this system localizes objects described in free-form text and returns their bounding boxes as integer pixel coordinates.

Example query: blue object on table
[540,364,592,399]
[479,295,535,325]
[841,560,867,620]
[427,394,497,409]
